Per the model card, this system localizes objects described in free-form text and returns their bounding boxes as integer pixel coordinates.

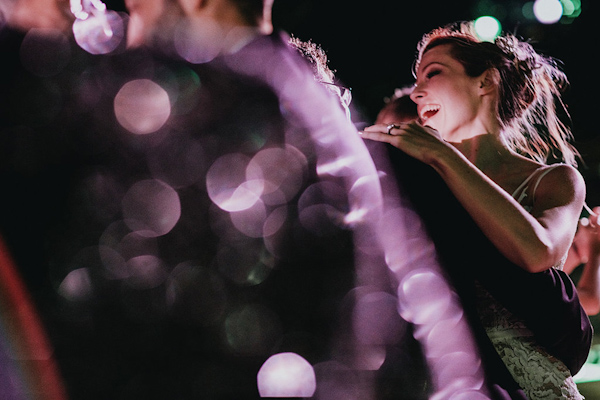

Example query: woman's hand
[360,121,452,166]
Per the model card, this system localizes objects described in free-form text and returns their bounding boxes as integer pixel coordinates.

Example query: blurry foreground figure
[0,0,389,398]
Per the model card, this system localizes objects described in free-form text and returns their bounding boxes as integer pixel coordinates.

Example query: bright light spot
[345,174,382,226]
[58,268,93,301]
[246,146,307,206]
[343,207,368,225]
[206,154,263,212]
[533,0,563,24]
[398,269,453,325]
[73,10,124,54]
[114,79,171,134]
[560,0,581,18]
[474,16,501,42]
[257,352,316,398]
[122,179,181,237]
[316,153,361,177]
[435,351,484,389]
[561,0,575,15]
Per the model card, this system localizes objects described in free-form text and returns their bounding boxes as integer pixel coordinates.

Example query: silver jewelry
[386,124,399,135]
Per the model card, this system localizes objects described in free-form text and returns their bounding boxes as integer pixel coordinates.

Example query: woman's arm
[360,122,585,273]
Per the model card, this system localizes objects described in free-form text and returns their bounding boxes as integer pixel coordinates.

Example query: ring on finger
[386,124,400,135]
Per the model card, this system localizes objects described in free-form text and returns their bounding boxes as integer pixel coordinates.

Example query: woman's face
[410,44,485,140]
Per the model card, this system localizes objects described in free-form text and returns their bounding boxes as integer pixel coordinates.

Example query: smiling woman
[361,20,590,399]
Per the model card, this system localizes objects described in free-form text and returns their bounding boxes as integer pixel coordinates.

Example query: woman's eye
[426,70,441,79]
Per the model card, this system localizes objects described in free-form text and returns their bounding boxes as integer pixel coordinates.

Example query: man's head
[126,0,272,48]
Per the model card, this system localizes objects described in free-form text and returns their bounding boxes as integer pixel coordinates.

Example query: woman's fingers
[359,129,398,144]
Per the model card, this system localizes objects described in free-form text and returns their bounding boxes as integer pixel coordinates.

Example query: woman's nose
[410,84,424,103]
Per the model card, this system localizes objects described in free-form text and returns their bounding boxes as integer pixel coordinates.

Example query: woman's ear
[479,69,499,95]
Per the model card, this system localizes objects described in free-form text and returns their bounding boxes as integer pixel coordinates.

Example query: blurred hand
[570,206,600,265]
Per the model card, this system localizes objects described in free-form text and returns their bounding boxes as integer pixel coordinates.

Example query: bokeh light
[72,10,124,54]
[560,0,582,22]
[58,268,93,301]
[174,16,223,63]
[121,179,181,237]
[397,269,454,325]
[114,79,172,135]
[98,221,161,280]
[207,153,263,212]
[257,352,316,398]
[533,0,563,24]
[246,146,308,206]
[474,16,501,42]
[229,199,268,238]
[19,28,71,77]
[124,255,168,289]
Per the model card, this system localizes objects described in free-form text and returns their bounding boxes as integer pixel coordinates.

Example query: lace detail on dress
[475,282,583,399]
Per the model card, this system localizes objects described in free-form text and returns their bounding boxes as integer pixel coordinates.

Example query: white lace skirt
[475,282,583,399]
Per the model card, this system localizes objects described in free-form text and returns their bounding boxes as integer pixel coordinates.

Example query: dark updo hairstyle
[414,21,578,166]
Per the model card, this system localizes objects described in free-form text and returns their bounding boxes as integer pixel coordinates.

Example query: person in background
[374,86,418,126]
[2,0,72,32]
[361,21,591,399]
[564,207,600,315]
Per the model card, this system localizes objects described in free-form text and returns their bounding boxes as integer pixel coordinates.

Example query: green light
[522,2,536,20]
[561,0,575,16]
[560,0,581,20]
[474,16,502,42]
